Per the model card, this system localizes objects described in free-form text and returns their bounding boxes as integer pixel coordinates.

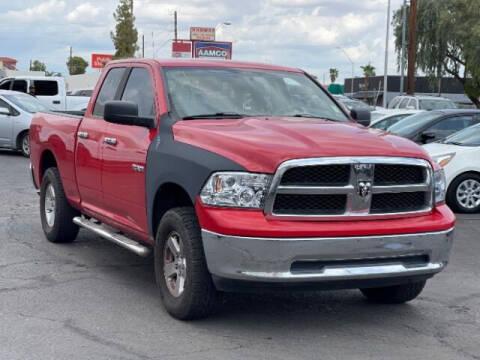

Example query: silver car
[0,90,49,157]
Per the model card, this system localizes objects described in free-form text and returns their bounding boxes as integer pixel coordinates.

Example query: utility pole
[142,34,145,58]
[174,11,178,41]
[382,0,391,108]
[69,46,72,75]
[152,32,155,58]
[399,0,407,94]
[407,0,417,95]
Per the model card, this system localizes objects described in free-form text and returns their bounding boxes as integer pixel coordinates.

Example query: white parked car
[0,90,50,157]
[424,123,480,213]
[388,95,457,111]
[0,76,89,111]
[369,109,423,131]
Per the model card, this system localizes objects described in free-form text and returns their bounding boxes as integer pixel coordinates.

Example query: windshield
[164,67,350,121]
[388,111,441,136]
[419,99,457,110]
[4,93,49,113]
[442,123,480,146]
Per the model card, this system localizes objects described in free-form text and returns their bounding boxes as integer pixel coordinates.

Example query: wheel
[19,132,30,157]
[447,173,480,213]
[154,207,217,320]
[40,168,79,243]
[360,280,426,304]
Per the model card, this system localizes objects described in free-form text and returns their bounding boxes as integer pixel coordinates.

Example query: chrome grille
[263,157,433,220]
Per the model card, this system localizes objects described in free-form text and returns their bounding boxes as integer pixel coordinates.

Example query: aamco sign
[193,41,232,60]
[91,54,113,69]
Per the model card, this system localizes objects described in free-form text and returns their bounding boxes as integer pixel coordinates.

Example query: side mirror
[421,131,436,143]
[351,108,371,126]
[0,107,10,116]
[104,100,155,129]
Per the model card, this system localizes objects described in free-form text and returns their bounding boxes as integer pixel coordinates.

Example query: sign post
[190,27,216,41]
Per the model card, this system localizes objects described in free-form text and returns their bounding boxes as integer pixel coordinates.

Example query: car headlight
[434,169,447,204]
[432,153,455,167]
[200,172,272,208]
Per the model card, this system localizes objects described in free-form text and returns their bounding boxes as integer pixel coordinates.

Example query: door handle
[132,164,145,173]
[53,100,61,104]
[104,137,117,145]
[77,131,88,139]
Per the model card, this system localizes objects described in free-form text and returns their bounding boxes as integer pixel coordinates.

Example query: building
[344,75,473,107]
[0,57,17,70]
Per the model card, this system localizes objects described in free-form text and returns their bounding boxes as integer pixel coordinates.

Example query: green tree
[30,60,46,72]
[360,63,376,91]
[66,56,89,75]
[393,0,480,107]
[110,0,138,59]
[329,68,339,83]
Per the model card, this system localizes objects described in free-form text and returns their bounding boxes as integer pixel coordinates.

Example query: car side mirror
[421,131,436,143]
[351,108,371,126]
[0,107,10,116]
[104,100,155,129]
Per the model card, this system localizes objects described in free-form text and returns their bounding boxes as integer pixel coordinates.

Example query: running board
[73,217,151,257]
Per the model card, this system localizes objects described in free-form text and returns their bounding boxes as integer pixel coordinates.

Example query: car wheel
[154,207,217,320]
[360,280,426,304]
[447,173,480,213]
[19,132,30,157]
[40,167,79,243]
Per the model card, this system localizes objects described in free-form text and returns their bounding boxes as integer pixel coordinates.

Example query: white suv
[388,95,457,111]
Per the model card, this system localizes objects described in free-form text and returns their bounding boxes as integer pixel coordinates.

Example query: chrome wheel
[44,184,56,227]
[22,134,30,156]
[163,231,186,298]
[456,179,480,210]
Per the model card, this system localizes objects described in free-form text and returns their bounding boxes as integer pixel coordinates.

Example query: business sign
[193,41,232,60]
[172,40,192,58]
[190,27,215,41]
[91,54,113,69]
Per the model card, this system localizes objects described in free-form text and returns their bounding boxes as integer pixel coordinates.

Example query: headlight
[434,169,447,204]
[432,153,455,167]
[200,172,272,208]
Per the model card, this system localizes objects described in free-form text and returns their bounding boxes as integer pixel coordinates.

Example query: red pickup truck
[30,59,455,320]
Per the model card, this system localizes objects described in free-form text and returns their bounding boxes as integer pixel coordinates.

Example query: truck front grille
[264,157,433,219]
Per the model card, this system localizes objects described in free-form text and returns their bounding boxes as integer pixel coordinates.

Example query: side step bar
[73,216,151,257]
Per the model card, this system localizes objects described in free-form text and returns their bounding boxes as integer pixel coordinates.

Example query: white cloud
[67,3,102,23]
[0,0,66,22]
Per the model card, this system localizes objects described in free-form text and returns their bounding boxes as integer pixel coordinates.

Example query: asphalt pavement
[1,149,479,360]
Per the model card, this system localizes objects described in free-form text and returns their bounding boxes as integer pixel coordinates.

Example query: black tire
[19,131,30,157]
[446,172,480,213]
[40,167,79,243]
[154,207,217,320]
[360,280,426,304]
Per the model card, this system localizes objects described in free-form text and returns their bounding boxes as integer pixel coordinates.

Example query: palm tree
[329,68,339,84]
[360,63,376,101]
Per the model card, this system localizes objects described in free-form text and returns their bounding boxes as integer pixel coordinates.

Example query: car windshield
[419,99,457,110]
[388,111,442,136]
[442,123,480,146]
[4,93,49,113]
[164,67,350,122]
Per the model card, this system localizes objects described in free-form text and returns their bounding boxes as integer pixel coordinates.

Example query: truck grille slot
[290,255,430,274]
[374,165,425,185]
[281,165,350,186]
[273,194,346,215]
[370,192,428,214]
[265,157,433,219]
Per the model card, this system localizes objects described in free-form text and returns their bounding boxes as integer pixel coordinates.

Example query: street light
[336,46,354,96]
[215,21,232,31]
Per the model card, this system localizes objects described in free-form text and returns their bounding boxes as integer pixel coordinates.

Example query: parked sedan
[369,109,423,131]
[388,109,480,144]
[0,90,50,157]
[424,123,480,213]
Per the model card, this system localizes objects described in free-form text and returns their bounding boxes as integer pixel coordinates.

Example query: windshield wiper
[182,112,244,120]
[443,141,463,146]
[288,114,340,122]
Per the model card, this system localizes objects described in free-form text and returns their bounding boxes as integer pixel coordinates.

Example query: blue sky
[0,0,404,82]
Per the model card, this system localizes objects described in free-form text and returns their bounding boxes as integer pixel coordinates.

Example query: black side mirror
[421,131,436,143]
[104,100,155,129]
[351,108,371,126]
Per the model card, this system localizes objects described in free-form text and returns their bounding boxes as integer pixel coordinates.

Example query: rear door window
[0,79,12,90]
[93,67,127,117]
[12,80,27,93]
[120,68,156,119]
[426,115,477,140]
[33,80,58,96]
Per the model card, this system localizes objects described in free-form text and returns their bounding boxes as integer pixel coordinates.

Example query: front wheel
[360,280,426,304]
[154,207,217,320]
[447,173,480,213]
[19,132,30,157]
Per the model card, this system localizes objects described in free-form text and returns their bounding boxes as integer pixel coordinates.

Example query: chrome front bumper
[201,228,454,283]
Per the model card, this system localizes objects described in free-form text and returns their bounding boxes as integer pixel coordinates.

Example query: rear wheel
[154,207,217,320]
[360,280,426,304]
[19,132,30,157]
[40,168,79,243]
[447,173,480,213]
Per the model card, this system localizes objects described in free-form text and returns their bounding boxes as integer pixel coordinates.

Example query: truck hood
[173,117,433,173]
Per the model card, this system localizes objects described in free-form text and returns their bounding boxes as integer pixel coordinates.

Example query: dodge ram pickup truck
[30,59,455,320]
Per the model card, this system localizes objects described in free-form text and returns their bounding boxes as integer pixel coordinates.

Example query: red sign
[91,54,113,69]
[190,27,215,41]
[172,40,192,58]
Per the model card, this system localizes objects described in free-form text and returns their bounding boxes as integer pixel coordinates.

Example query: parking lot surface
[1,150,479,360]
